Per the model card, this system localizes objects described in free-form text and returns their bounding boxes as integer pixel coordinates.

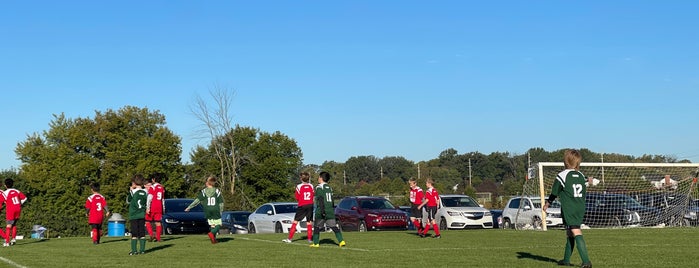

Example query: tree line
[3,106,685,237]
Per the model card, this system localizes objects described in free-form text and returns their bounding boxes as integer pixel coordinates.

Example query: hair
[300,172,310,183]
[408,177,417,184]
[564,149,582,170]
[319,171,331,183]
[206,176,218,185]
[90,182,101,192]
[4,178,14,188]
[151,172,164,183]
[426,177,435,185]
[132,174,146,187]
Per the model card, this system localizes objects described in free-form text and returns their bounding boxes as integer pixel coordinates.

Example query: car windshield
[441,196,479,208]
[359,199,395,209]
[529,198,561,209]
[606,195,643,207]
[274,204,297,214]
[230,213,249,222]
[166,200,203,212]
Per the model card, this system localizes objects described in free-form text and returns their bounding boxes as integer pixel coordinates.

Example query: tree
[15,107,182,236]
[344,156,380,183]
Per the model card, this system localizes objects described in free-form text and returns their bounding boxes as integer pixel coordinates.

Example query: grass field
[1,228,695,267]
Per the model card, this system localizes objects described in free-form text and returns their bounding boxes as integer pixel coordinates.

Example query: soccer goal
[518,162,699,231]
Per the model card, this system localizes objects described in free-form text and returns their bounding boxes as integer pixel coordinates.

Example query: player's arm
[185,198,201,212]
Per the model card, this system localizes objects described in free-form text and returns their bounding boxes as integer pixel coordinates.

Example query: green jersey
[314,183,335,220]
[127,188,148,220]
[187,187,224,220]
[551,169,587,226]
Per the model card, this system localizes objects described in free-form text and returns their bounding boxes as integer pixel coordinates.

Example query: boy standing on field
[543,149,592,268]
[3,178,27,246]
[85,182,110,244]
[127,174,148,255]
[283,172,314,244]
[146,173,165,242]
[408,178,424,235]
[310,171,345,248]
[185,176,224,244]
[419,178,440,238]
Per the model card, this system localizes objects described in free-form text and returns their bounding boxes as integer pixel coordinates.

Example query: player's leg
[129,220,138,255]
[558,227,575,265]
[286,220,298,242]
[326,219,345,247]
[153,212,163,241]
[137,219,147,253]
[90,224,98,244]
[208,218,221,244]
[571,228,591,267]
[304,206,313,243]
[311,219,324,246]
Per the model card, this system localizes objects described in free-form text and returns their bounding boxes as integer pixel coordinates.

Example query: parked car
[222,211,251,234]
[437,194,493,230]
[335,196,408,232]
[633,192,691,226]
[584,192,662,227]
[162,198,210,235]
[490,209,503,229]
[248,202,307,234]
[501,196,562,229]
[685,198,699,226]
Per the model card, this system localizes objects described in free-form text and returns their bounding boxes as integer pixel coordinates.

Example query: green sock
[139,238,146,253]
[211,225,220,237]
[575,235,590,264]
[131,239,137,253]
[313,229,320,244]
[334,230,344,243]
[562,236,573,263]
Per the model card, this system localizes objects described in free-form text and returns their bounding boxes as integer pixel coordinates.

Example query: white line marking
[237,237,370,251]
[0,256,28,268]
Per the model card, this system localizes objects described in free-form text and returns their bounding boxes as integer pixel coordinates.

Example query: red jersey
[147,183,165,213]
[295,182,314,207]
[409,186,424,205]
[4,188,27,220]
[85,193,108,224]
[425,187,439,207]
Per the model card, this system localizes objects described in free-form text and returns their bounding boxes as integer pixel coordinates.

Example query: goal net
[518,162,699,230]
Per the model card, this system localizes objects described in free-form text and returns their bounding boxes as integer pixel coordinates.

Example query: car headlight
[164,218,179,224]
[280,220,292,224]
[484,211,492,216]
[447,211,460,216]
[233,224,246,229]
[367,213,378,217]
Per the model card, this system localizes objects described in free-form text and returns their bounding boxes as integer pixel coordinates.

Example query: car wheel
[358,221,367,232]
[532,217,542,229]
[503,218,512,229]
[249,222,257,234]
[275,222,283,233]
[439,218,448,230]
[681,218,690,227]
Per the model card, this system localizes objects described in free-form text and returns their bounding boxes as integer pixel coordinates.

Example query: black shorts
[294,204,314,222]
[130,219,146,238]
[410,204,423,218]
[426,206,438,220]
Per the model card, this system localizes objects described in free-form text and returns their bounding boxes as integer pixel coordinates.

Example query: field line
[0,256,28,268]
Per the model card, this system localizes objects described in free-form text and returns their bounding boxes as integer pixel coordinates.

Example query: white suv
[437,194,494,229]
[502,196,563,229]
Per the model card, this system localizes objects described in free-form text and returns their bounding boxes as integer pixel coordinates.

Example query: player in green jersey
[310,171,345,248]
[185,176,224,244]
[543,149,592,268]
[126,174,148,255]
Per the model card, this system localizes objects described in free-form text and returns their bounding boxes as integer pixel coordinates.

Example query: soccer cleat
[419,234,425,238]
[129,252,137,256]
[282,239,292,243]
[2,243,8,247]
[309,243,319,248]
[338,241,346,247]
[139,251,145,255]
[10,239,15,246]
[557,260,574,266]
[433,235,441,239]
[580,262,592,268]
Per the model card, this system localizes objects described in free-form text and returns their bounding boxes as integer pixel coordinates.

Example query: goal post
[520,162,699,231]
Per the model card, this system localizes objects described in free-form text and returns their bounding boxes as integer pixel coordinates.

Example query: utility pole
[417,163,421,180]
[468,158,472,188]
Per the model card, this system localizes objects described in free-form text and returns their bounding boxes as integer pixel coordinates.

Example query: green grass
[2,228,695,267]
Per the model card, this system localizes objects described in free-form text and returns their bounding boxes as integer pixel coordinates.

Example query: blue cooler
[107,213,126,237]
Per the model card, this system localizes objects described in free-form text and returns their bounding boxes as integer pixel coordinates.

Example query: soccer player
[3,178,27,246]
[543,149,592,268]
[127,174,148,255]
[408,177,424,235]
[185,176,224,244]
[419,178,441,238]
[283,172,314,244]
[85,182,110,244]
[146,173,165,242]
[310,171,345,248]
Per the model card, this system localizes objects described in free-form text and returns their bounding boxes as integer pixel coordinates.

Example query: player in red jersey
[85,182,110,244]
[419,178,441,238]
[408,177,425,234]
[146,173,166,242]
[3,178,27,246]
[283,172,314,244]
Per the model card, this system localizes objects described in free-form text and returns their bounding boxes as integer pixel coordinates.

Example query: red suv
[334,196,408,232]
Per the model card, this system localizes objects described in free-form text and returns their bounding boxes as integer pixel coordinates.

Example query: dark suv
[584,192,662,227]
[335,196,408,232]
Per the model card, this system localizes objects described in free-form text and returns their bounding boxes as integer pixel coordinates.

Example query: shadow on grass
[144,244,173,253]
[318,238,340,246]
[516,251,559,264]
[100,238,129,244]
[216,237,235,243]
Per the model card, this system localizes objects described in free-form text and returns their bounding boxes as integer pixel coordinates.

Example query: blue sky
[2,1,698,170]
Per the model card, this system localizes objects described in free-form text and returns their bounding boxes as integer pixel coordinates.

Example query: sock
[97,229,102,243]
[433,224,440,236]
[288,223,297,240]
[0,228,6,241]
[413,220,421,231]
[5,227,10,243]
[91,229,98,242]
[11,226,16,240]
[334,229,344,243]
[145,222,153,238]
[131,239,137,253]
[422,223,431,235]
[307,225,313,241]
[211,225,220,237]
[139,238,146,252]
[575,235,591,264]
[313,227,320,244]
[156,225,162,241]
[563,236,574,263]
